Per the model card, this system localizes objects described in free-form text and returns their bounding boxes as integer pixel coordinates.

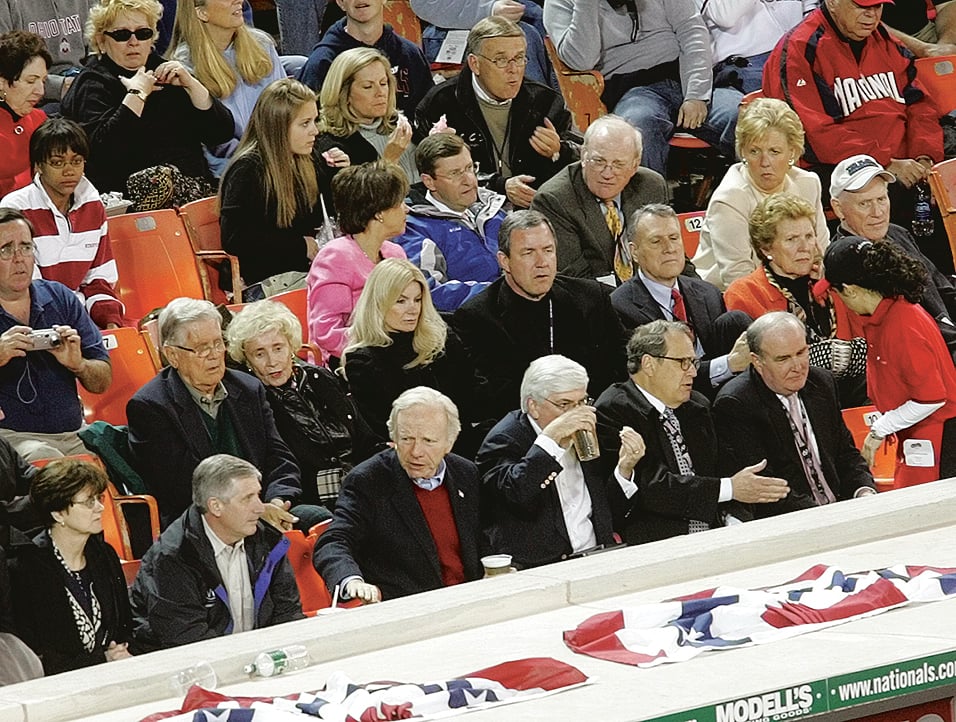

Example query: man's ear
[466,53,481,77]
[497,250,510,274]
[421,173,437,193]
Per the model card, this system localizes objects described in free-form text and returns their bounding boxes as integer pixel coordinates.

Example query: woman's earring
[788,158,795,167]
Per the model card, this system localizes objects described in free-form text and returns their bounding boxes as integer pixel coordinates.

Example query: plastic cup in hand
[169,661,218,696]
[481,554,513,578]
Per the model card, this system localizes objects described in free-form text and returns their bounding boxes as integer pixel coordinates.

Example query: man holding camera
[0,208,110,461]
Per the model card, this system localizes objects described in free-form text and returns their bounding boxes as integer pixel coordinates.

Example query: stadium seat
[928,159,956,268]
[284,527,332,615]
[78,327,159,426]
[383,0,422,47]
[677,210,706,258]
[108,210,208,322]
[915,55,956,114]
[841,405,896,491]
[178,196,244,304]
[544,36,607,132]
[227,286,323,365]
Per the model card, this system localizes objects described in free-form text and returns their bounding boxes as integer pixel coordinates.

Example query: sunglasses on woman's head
[103,27,155,41]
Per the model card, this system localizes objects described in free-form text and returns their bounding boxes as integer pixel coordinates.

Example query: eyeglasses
[583,156,633,174]
[542,396,593,412]
[0,242,36,260]
[45,156,86,169]
[166,339,225,359]
[432,162,479,182]
[650,355,701,371]
[475,53,528,69]
[103,27,155,42]
[71,493,107,510]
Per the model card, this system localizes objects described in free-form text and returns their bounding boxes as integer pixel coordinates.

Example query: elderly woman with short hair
[61,0,233,199]
[306,159,408,365]
[10,459,132,674]
[692,98,828,291]
[226,300,367,508]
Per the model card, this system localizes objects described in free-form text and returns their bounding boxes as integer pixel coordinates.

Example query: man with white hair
[314,387,484,603]
[531,115,669,283]
[829,154,956,357]
[476,355,640,569]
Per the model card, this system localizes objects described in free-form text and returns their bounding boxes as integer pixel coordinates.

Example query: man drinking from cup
[475,354,639,569]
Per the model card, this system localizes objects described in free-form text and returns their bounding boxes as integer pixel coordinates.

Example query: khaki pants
[0,428,87,463]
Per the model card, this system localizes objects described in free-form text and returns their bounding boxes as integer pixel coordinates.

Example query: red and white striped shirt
[1,175,125,328]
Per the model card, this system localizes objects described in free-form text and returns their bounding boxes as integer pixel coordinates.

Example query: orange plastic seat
[284,528,333,615]
[78,327,159,426]
[928,159,956,269]
[382,0,422,47]
[915,55,956,114]
[544,36,607,132]
[178,196,243,303]
[841,405,896,491]
[108,210,208,322]
[677,210,706,258]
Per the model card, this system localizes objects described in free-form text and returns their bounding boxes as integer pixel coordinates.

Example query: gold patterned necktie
[604,200,631,281]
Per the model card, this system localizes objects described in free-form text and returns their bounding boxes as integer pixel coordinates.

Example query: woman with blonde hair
[169,0,284,177]
[61,0,233,198]
[692,97,828,290]
[220,78,343,300]
[315,46,416,186]
[342,258,475,448]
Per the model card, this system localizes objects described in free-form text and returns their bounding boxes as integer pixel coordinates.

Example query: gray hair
[386,386,461,444]
[626,320,693,374]
[746,311,806,355]
[582,114,643,162]
[192,454,262,513]
[629,203,678,243]
[498,209,556,255]
[159,297,221,348]
[466,15,524,58]
[519,354,589,413]
[225,300,301,366]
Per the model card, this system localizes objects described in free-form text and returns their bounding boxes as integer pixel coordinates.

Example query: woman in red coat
[823,235,956,488]
[0,31,50,197]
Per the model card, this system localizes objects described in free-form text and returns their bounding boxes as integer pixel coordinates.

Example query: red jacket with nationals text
[762,6,943,166]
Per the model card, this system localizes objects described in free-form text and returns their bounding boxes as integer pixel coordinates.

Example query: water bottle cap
[243,663,255,675]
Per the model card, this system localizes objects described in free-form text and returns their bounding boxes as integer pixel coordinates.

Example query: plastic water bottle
[912,181,935,238]
[243,645,310,677]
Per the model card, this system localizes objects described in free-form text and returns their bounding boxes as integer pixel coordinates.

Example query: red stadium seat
[544,36,607,132]
[928,158,956,269]
[178,196,244,304]
[841,405,896,491]
[677,210,706,258]
[915,55,956,114]
[383,0,422,47]
[78,327,159,426]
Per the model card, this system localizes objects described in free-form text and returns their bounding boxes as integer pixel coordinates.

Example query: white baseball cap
[829,154,896,198]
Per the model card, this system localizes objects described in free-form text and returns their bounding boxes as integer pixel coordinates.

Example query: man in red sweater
[313,387,485,603]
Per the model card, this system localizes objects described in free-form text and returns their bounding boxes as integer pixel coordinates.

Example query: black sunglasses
[103,27,154,42]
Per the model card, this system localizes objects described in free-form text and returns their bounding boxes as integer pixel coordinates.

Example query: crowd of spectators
[1,0,956,684]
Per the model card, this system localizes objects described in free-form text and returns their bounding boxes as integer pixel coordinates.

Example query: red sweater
[413,483,465,588]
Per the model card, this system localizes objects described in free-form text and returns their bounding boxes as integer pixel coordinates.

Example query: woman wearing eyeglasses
[10,459,132,674]
[341,258,478,453]
[315,47,418,186]
[60,0,233,202]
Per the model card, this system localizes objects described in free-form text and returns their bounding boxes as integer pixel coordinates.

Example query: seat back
[928,159,956,269]
[108,210,206,321]
[841,405,896,491]
[677,210,706,258]
[178,196,242,304]
[78,327,159,426]
[915,55,956,113]
[544,36,606,131]
[284,529,332,615]
[383,0,422,47]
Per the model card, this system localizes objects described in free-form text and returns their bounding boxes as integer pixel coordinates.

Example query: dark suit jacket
[475,411,614,569]
[313,450,484,601]
[611,274,731,396]
[127,368,302,528]
[414,66,577,195]
[595,380,746,544]
[531,162,669,279]
[452,275,628,422]
[713,366,875,517]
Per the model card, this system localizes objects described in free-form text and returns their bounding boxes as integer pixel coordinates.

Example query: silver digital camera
[29,329,62,351]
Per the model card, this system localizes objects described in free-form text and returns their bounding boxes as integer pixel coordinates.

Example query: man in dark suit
[313,387,484,603]
[595,320,789,544]
[453,209,628,424]
[127,298,309,531]
[611,203,751,397]
[713,312,876,518]
[476,355,641,569]
[531,115,669,282]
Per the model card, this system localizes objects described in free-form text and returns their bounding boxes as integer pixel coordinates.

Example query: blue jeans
[613,78,737,175]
